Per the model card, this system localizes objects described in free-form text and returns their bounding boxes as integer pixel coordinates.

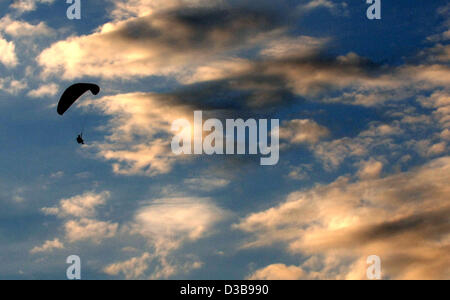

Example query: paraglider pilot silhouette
[57,83,100,145]
[76,134,85,145]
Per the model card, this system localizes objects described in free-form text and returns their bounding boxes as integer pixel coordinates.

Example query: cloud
[38,23,411,105]
[309,113,443,170]
[64,218,119,243]
[280,119,330,145]
[41,191,118,244]
[104,252,152,279]
[441,129,450,141]
[50,171,64,179]
[103,252,203,280]
[109,0,220,20]
[184,177,230,192]
[32,1,450,204]
[82,92,194,176]
[418,90,450,130]
[0,35,18,68]
[37,191,220,278]
[183,35,328,85]
[38,7,284,80]
[427,31,450,43]
[103,197,227,279]
[428,142,447,156]
[72,49,407,178]
[42,191,110,218]
[27,83,59,98]
[297,0,349,16]
[81,81,289,175]
[236,157,450,279]
[179,51,448,108]
[0,15,54,37]
[83,82,291,176]
[357,159,383,179]
[260,36,329,59]
[10,0,55,14]
[77,49,448,176]
[30,239,64,254]
[247,264,306,280]
[35,2,449,122]
[1,0,447,281]
[313,136,370,169]
[0,77,27,94]
[403,64,450,87]
[131,197,228,252]
[287,164,313,181]
[419,44,450,63]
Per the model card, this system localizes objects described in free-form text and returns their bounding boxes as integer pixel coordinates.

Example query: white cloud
[65,218,119,243]
[103,252,203,280]
[184,177,230,192]
[50,171,64,179]
[131,197,228,252]
[357,159,383,179]
[104,252,152,279]
[27,83,59,98]
[41,191,118,244]
[30,239,64,254]
[280,119,330,145]
[260,36,329,59]
[0,15,54,37]
[0,35,18,68]
[247,264,306,280]
[0,77,27,94]
[42,191,110,218]
[102,196,226,279]
[10,0,55,14]
[298,0,349,15]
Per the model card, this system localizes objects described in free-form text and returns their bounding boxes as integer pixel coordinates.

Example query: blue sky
[0,0,449,279]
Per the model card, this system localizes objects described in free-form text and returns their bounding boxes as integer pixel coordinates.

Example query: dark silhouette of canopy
[57,83,100,115]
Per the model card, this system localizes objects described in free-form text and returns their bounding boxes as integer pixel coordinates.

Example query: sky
[0,0,449,280]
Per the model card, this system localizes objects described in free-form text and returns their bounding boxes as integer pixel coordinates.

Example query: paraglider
[57,83,100,144]
[57,83,100,116]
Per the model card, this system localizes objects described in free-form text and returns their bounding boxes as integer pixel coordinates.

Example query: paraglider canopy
[57,83,100,115]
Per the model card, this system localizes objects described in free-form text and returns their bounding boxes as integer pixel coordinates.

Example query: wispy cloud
[104,197,228,279]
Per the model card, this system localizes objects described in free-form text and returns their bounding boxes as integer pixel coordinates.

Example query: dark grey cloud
[110,7,283,51]
[145,53,388,115]
[358,207,450,242]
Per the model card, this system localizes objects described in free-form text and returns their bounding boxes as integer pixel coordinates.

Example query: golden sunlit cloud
[237,157,450,279]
